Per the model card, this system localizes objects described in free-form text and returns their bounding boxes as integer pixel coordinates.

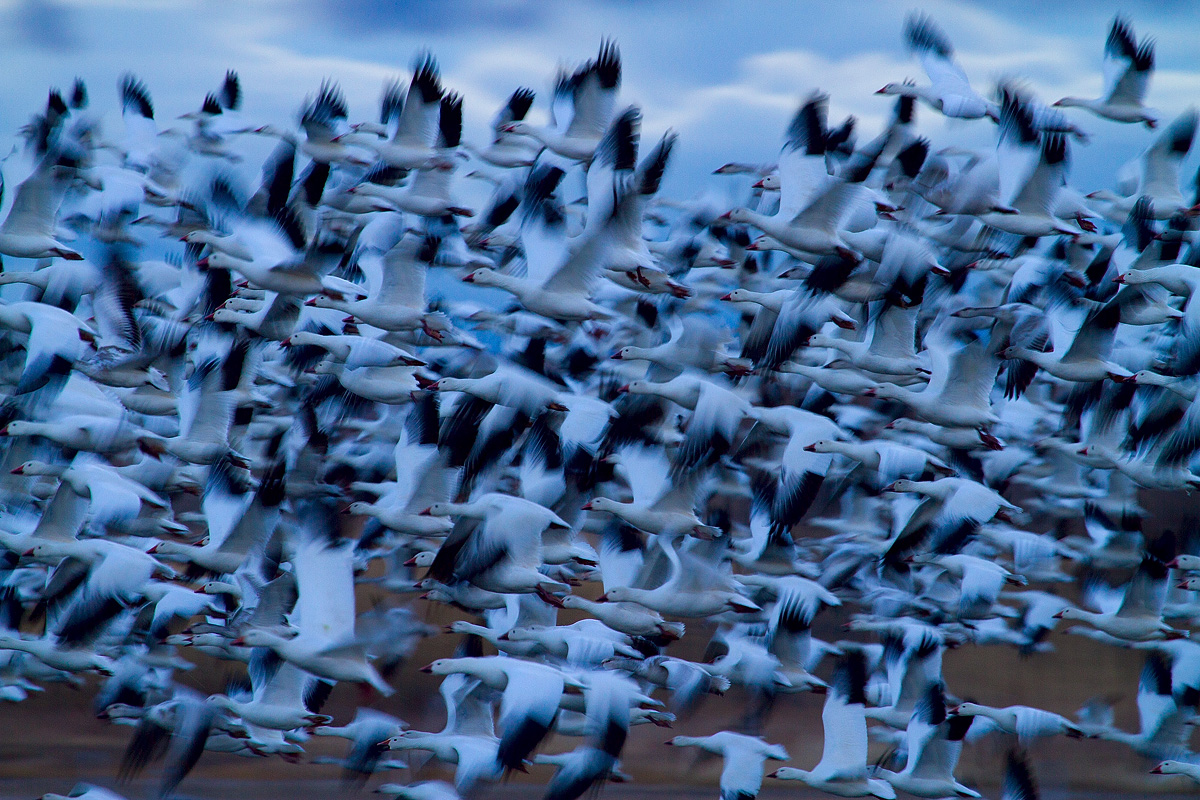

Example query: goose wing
[564,41,620,141]
[393,54,443,147]
[1103,17,1153,106]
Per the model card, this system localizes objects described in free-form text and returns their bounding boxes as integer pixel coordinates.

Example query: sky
[4,0,1200,205]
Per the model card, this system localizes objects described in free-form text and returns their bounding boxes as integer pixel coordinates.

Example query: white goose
[878,14,996,121]
[502,41,621,162]
[0,158,84,261]
[1055,17,1158,126]
[665,732,788,800]
[769,652,896,798]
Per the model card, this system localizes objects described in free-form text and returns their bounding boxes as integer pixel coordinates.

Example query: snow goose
[1000,300,1131,382]
[1055,17,1159,126]
[461,210,612,322]
[976,130,1081,238]
[350,418,457,538]
[151,457,284,575]
[38,785,129,800]
[867,330,1000,430]
[0,156,84,261]
[467,87,538,168]
[723,129,885,260]
[249,81,366,166]
[612,314,743,378]
[948,701,1085,743]
[742,405,844,538]
[135,358,244,466]
[0,633,115,676]
[768,651,896,798]
[1151,760,1200,783]
[234,532,394,695]
[0,414,144,457]
[807,303,927,378]
[352,95,470,219]
[430,365,573,417]
[908,552,1025,619]
[665,732,788,800]
[503,41,621,162]
[585,445,720,538]
[0,300,96,393]
[339,55,446,170]
[311,707,408,785]
[597,534,760,618]
[382,665,500,785]
[879,14,996,120]
[1089,653,1197,759]
[423,493,571,602]
[282,330,423,369]
[722,287,856,370]
[883,477,1018,558]
[1053,536,1185,641]
[604,653,730,712]
[1088,110,1198,220]
[24,536,176,645]
[560,523,685,641]
[875,682,978,798]
[806,439,951,488]
[422,655,582,771]
[207,652,332,731]
[310,229,450,339]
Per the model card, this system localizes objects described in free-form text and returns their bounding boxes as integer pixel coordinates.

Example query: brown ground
[0,613,1196,798]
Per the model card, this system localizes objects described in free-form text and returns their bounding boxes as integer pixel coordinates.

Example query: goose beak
[1151,765,1164,774]
[419,663,434,673]
[719,293,734,301]
[581,502,593,510]
[418,507,433,516]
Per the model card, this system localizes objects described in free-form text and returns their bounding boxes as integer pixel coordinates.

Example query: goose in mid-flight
[1055,17,1158,126]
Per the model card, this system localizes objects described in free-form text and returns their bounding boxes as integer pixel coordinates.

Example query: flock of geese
[6,11,1200,800]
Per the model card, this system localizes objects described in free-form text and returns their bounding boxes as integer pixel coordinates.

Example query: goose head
[10,460,59,476]
[581,497,621,514]
[1051,607,1086,621]
[1152,761,1188,775]
[419,657,463,675]
[0,421,40,437]
[947,701,984,717]
[461,268,499,286]
[405,551,437,568]
[596,586,635,604]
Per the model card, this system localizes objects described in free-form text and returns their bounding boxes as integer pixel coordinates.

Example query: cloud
[11,0,78,50]
[303,0,551,35]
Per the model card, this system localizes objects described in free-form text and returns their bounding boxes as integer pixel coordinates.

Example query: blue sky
[4,0,1200,204]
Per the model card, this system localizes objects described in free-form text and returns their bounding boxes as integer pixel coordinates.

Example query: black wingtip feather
[595,39,621,90]
[906,13,954,59]
[410,52,444,104]
[120,74,154,119]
